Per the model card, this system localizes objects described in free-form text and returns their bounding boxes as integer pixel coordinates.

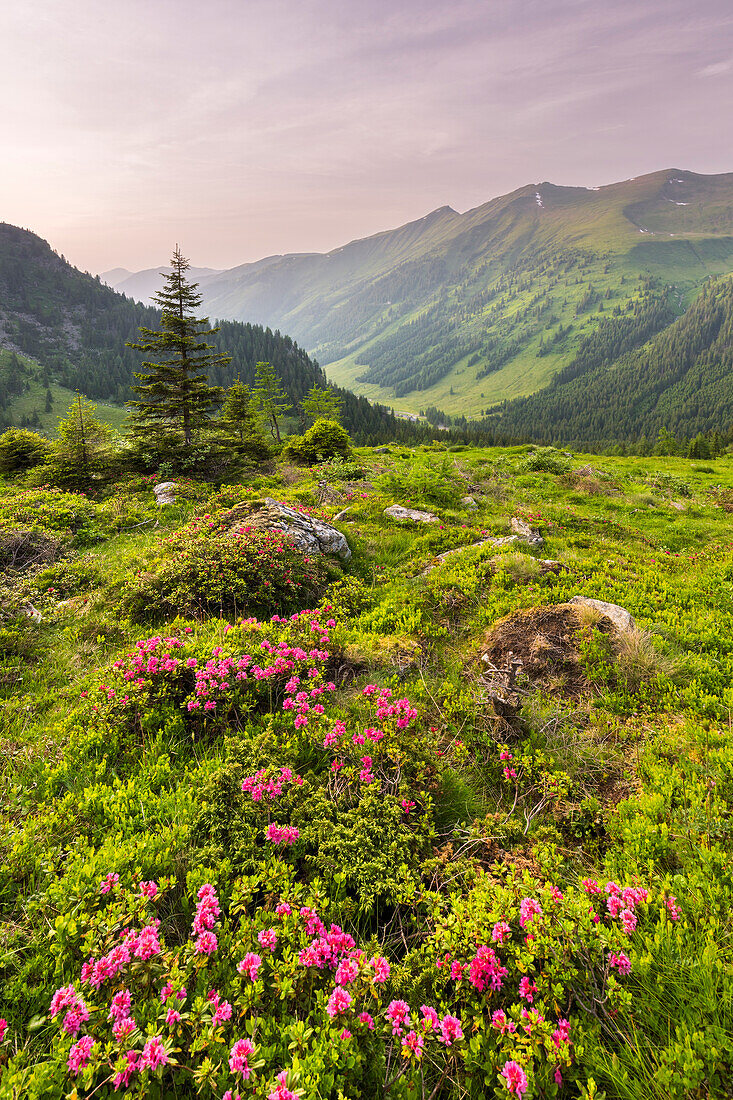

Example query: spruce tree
[252,361,291,442]
[50,394,113,488]
[300,383,342,427]
[126,247,229,453]
[219,377,270,461]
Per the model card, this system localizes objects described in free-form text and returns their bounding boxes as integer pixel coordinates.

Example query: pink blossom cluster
[113,1050,139,1089]
[79,922,161,991]
[229,1037,255,1077]
[108,985,139,1044]
[605,882,648,936]
[519,897,543,929]
[447,943,508,992]
[192,884,220,954]
[501,1059,529,1097]
[299,923,356,969]
[49,984,89,1036]
[112,634,183,689]
[265,823,300,845]
[141,1035,169,1069]
[327,986,353,1016]
[491,1009,517,1035]
[241,765,304,801]
[237,952,262,980]
[208,989,233,1026]
[67,1035,95,1075]
[99,872,119,893]
[0,1019,7,1042]
[608,951,632,975]
[107,614,335,720]
[385,1000,463,1048]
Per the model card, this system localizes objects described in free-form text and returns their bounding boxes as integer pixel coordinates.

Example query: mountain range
[103,168,733,419]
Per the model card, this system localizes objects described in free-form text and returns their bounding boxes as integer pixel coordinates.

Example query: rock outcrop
[153,482,178,505]
[509,517,544,546]
[225,498,351,562]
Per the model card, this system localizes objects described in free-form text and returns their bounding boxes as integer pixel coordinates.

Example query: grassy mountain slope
[155,169,733,418]
[0,224,420,444]
[0,348,127,434]
[492,275,733,445]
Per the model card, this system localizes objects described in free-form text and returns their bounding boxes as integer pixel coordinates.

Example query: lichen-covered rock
[510,517,544,546]
[384,504,438,524]
[153,482,178,505]
[569,596,635,633]
[225,498,351,562]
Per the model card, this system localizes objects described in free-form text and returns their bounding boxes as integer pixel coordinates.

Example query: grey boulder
[153,482,178,505]
[569,596,635,633]
[229,498,351,562]
[384,504,438,524]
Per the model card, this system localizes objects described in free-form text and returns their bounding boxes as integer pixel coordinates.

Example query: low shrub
[285,420,352,465]
[122,516,335,621]
[0,428,51,474]
[521,448,572,475]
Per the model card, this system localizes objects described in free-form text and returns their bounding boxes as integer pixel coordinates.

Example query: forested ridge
[491,276,733,446]
[0,224,425,444]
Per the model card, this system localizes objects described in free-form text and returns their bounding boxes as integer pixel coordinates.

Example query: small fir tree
[49,394,113,487]
[219,378,270,461]
[252,361,291,443]
[126,247,228,454]
[300,384,342,427]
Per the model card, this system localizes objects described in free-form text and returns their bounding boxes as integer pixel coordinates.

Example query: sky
[1,0,731,274]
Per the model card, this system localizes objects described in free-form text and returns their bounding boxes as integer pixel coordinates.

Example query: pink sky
[1,0,731,273]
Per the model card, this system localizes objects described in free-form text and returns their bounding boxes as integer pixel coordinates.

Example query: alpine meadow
[2,2,733,1098]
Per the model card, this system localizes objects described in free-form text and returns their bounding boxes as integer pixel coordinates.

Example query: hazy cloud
[0,0,731,270]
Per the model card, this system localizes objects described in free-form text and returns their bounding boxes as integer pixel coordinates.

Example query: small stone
[461,496,478,510]
[153,481,178,505]
[383,505,438,524]
[569,596,635,633]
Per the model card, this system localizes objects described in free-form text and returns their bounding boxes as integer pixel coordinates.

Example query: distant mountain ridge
[104,168,733,419]
[102,265,223,304]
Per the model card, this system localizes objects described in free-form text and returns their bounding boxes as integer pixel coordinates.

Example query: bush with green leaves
[122,514,335,621]
[520,448,572,475]
[0,428,51,475]
[285,419,352,465]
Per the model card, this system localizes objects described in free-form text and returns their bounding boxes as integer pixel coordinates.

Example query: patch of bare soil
[479,603,618,703]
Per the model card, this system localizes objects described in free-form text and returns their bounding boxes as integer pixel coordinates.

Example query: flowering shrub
[30,870,464,1099]
[123,515,334,620]
[97,610,334,737]
[414,868,677,1097]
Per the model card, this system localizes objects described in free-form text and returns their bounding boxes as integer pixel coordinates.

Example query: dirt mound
[480,602,618,702]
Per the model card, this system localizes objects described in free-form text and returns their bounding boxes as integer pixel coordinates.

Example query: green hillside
[4,447,733,1096]
[0,349,127,435]
[0,225,422,445]
[492,275,733,446]
[192,170,733,417]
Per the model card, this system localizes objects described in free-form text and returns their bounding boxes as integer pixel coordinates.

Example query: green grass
[3,444,733,1097]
